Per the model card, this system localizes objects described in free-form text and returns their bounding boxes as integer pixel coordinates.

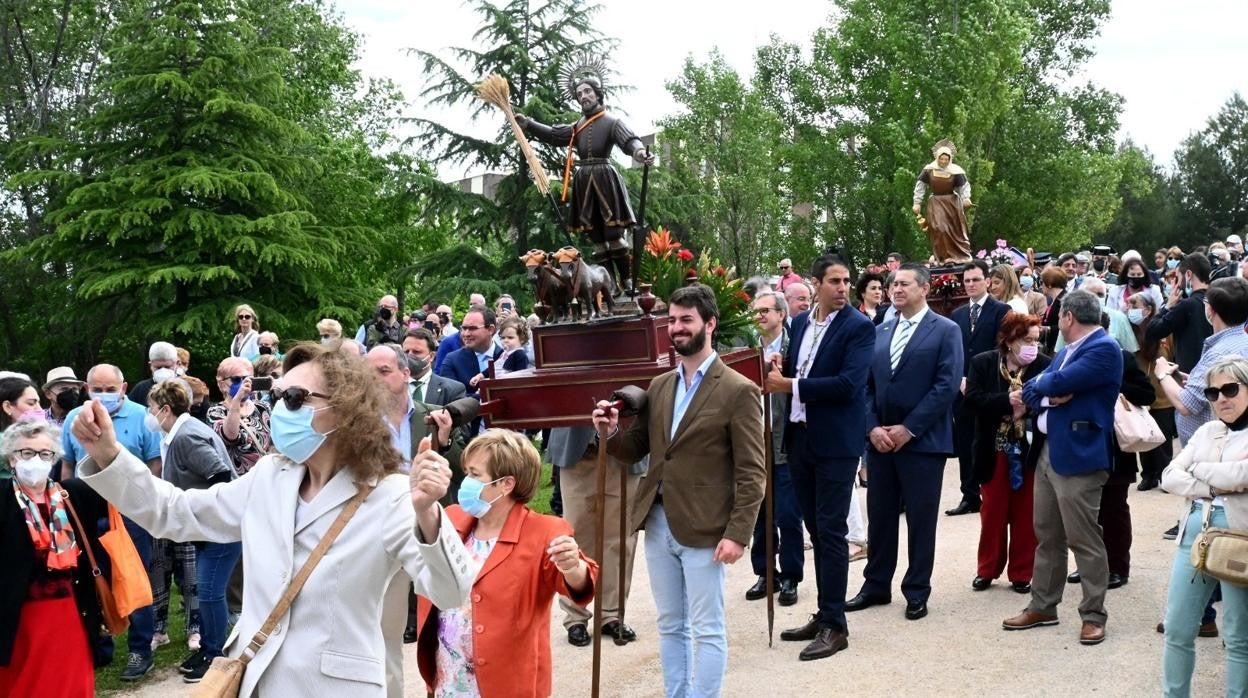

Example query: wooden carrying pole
[590,398,624,698]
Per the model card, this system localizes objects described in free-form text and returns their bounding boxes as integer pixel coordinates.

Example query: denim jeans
[197,541,242,657]
[645,504,727,698]
[1162,503,1248,697]
[123,516,155,657]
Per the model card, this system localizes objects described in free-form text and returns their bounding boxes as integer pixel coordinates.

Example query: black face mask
[1092,259,1106,272]
[189,401,210,421]
[258,346,273,355]
[378,307,393,321]
[1127,276,1146,289]
[55,388,83,411]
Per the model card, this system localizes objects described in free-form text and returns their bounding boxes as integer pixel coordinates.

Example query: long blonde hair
[990,264,1023,302]
[233,304,260,334]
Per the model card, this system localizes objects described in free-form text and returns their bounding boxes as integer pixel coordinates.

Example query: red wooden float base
[479,315,763,429]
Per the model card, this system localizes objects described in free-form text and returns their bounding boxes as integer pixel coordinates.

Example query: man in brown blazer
[594,283,766,698]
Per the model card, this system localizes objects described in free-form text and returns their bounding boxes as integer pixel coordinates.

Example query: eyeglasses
[753,307,779,315]
[460,324,489,332]
[271,387,331,411]
[237,314,253,320]
[14,448,58,463]
[1204,383,1244,402]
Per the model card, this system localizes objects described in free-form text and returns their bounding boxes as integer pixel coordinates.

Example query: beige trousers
[558,453,641,628]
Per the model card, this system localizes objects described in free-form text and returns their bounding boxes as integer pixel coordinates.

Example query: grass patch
[96,594,193,695]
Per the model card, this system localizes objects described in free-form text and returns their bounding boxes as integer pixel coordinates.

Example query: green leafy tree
[16,0,377,354]
[407,0,616,259]
[658,53,788,276]
[1174,93,1248,243]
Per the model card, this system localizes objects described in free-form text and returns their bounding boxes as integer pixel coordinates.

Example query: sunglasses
[1204,383,1244,402]
[237,314,253,320]
[218,375,250,384]
[271,387,331,411]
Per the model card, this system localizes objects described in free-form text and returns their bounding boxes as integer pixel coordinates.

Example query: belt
[579,158,611,165]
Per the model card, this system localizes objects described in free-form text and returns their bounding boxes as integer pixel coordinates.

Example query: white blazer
[80,449,477,697]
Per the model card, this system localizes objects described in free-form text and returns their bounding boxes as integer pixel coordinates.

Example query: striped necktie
[969,302,981,334]
[890,319,914,371]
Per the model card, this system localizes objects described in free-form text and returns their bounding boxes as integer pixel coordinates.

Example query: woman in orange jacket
[416,429,598,697]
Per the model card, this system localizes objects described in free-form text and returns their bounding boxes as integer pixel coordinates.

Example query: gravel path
[116,459,1229,696]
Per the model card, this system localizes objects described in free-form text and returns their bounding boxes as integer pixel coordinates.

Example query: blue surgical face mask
[1166,259,1180,270]
[270,401,334,464]
[90,391,122,413]
[1019,275,1034,291]
[1127,308,1145,325]
[1163,283,1173,297]
[457,476,506,518]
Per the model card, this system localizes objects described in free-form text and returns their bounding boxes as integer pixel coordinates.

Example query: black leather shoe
[845,592,891,612]
[1137,478,1159,492]
[905,600,928,620]
[745,576,768,601]
[402,628,417,644]
[778,580,799,607]
[1108,573,1129,589]
[602,620,637,644]
[780,614,821,642]
[567,624,591,647]
[799,628,848,661]
[1067,571,1081,584]
[972,576,992,591]
[1011,581,1031,594]
[945,499,981,516]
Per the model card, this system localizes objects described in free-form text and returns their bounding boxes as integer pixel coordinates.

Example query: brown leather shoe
[1080,621,1106,645]
[1002,610,1059,630]
[798,628,848,661]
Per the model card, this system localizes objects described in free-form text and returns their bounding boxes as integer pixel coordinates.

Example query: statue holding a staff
[511,55,654,295]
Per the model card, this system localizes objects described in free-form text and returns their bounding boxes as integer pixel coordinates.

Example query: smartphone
[502,302,513,311]
[250,377,273,392]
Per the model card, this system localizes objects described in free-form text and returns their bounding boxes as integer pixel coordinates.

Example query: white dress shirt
[790,310,838,423]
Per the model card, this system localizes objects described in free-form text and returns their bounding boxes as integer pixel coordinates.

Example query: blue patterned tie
[890,320,913,371]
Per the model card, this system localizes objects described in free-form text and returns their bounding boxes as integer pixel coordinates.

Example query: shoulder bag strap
[239,484,374,663]
[59,487,104,578]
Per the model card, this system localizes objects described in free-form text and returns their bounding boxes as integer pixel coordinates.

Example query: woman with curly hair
[69,343,476,696]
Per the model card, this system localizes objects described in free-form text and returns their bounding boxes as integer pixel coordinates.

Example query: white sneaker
[187,632,201,651]
[151,632,171,651]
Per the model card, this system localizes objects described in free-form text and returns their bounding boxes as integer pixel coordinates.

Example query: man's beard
[581,99,600,115]
[672,326,708,357]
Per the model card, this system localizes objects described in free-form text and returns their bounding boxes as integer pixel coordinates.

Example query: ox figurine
[521,249,574,323]
[553,246,615,321]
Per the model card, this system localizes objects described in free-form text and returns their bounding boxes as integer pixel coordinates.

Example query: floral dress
[434,532,496,697]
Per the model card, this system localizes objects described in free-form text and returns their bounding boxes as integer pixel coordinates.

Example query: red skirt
[0,596,93,698]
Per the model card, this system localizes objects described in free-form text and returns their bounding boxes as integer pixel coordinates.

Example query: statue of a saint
[913,140,973,264]
[516,56,653,294]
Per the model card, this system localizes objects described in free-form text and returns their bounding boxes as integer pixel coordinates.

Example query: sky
[336,0,1248,179]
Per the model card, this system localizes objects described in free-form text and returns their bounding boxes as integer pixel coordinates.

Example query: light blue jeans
[645,504,727,698]
[1163,502,1248,697]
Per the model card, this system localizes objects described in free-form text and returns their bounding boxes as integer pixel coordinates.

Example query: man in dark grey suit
[547,426,642,647]
[402,328,466,406]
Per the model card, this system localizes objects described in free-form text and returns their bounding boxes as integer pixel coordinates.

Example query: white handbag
[1113,394,1165,453]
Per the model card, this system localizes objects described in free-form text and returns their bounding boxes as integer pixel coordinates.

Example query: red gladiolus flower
[677,249,693,262]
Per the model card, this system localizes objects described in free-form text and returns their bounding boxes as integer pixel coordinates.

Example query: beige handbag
[1113,394,1165,453]
[1190,501,1248,588]
[193,486,372,698]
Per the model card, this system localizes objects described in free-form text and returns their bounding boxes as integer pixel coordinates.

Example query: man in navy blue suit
[767,255,875,660]
[1003,289,1122,646]
[440,304,502,400]
[948,259,1010,516]
[848,263,962,622]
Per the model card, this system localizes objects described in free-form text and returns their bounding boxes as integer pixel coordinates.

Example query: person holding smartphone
[207,357,272,476]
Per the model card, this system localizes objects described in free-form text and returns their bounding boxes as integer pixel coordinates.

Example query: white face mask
[153,367,176,383]
[14,457,52,488]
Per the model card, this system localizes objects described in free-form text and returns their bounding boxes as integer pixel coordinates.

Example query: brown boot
[1002,610,1059,631]
[1080,620,1106,645]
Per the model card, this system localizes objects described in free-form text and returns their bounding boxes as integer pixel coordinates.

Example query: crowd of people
[0,236,1246,697]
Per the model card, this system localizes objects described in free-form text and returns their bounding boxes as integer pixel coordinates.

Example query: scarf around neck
[12,480,79,570]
